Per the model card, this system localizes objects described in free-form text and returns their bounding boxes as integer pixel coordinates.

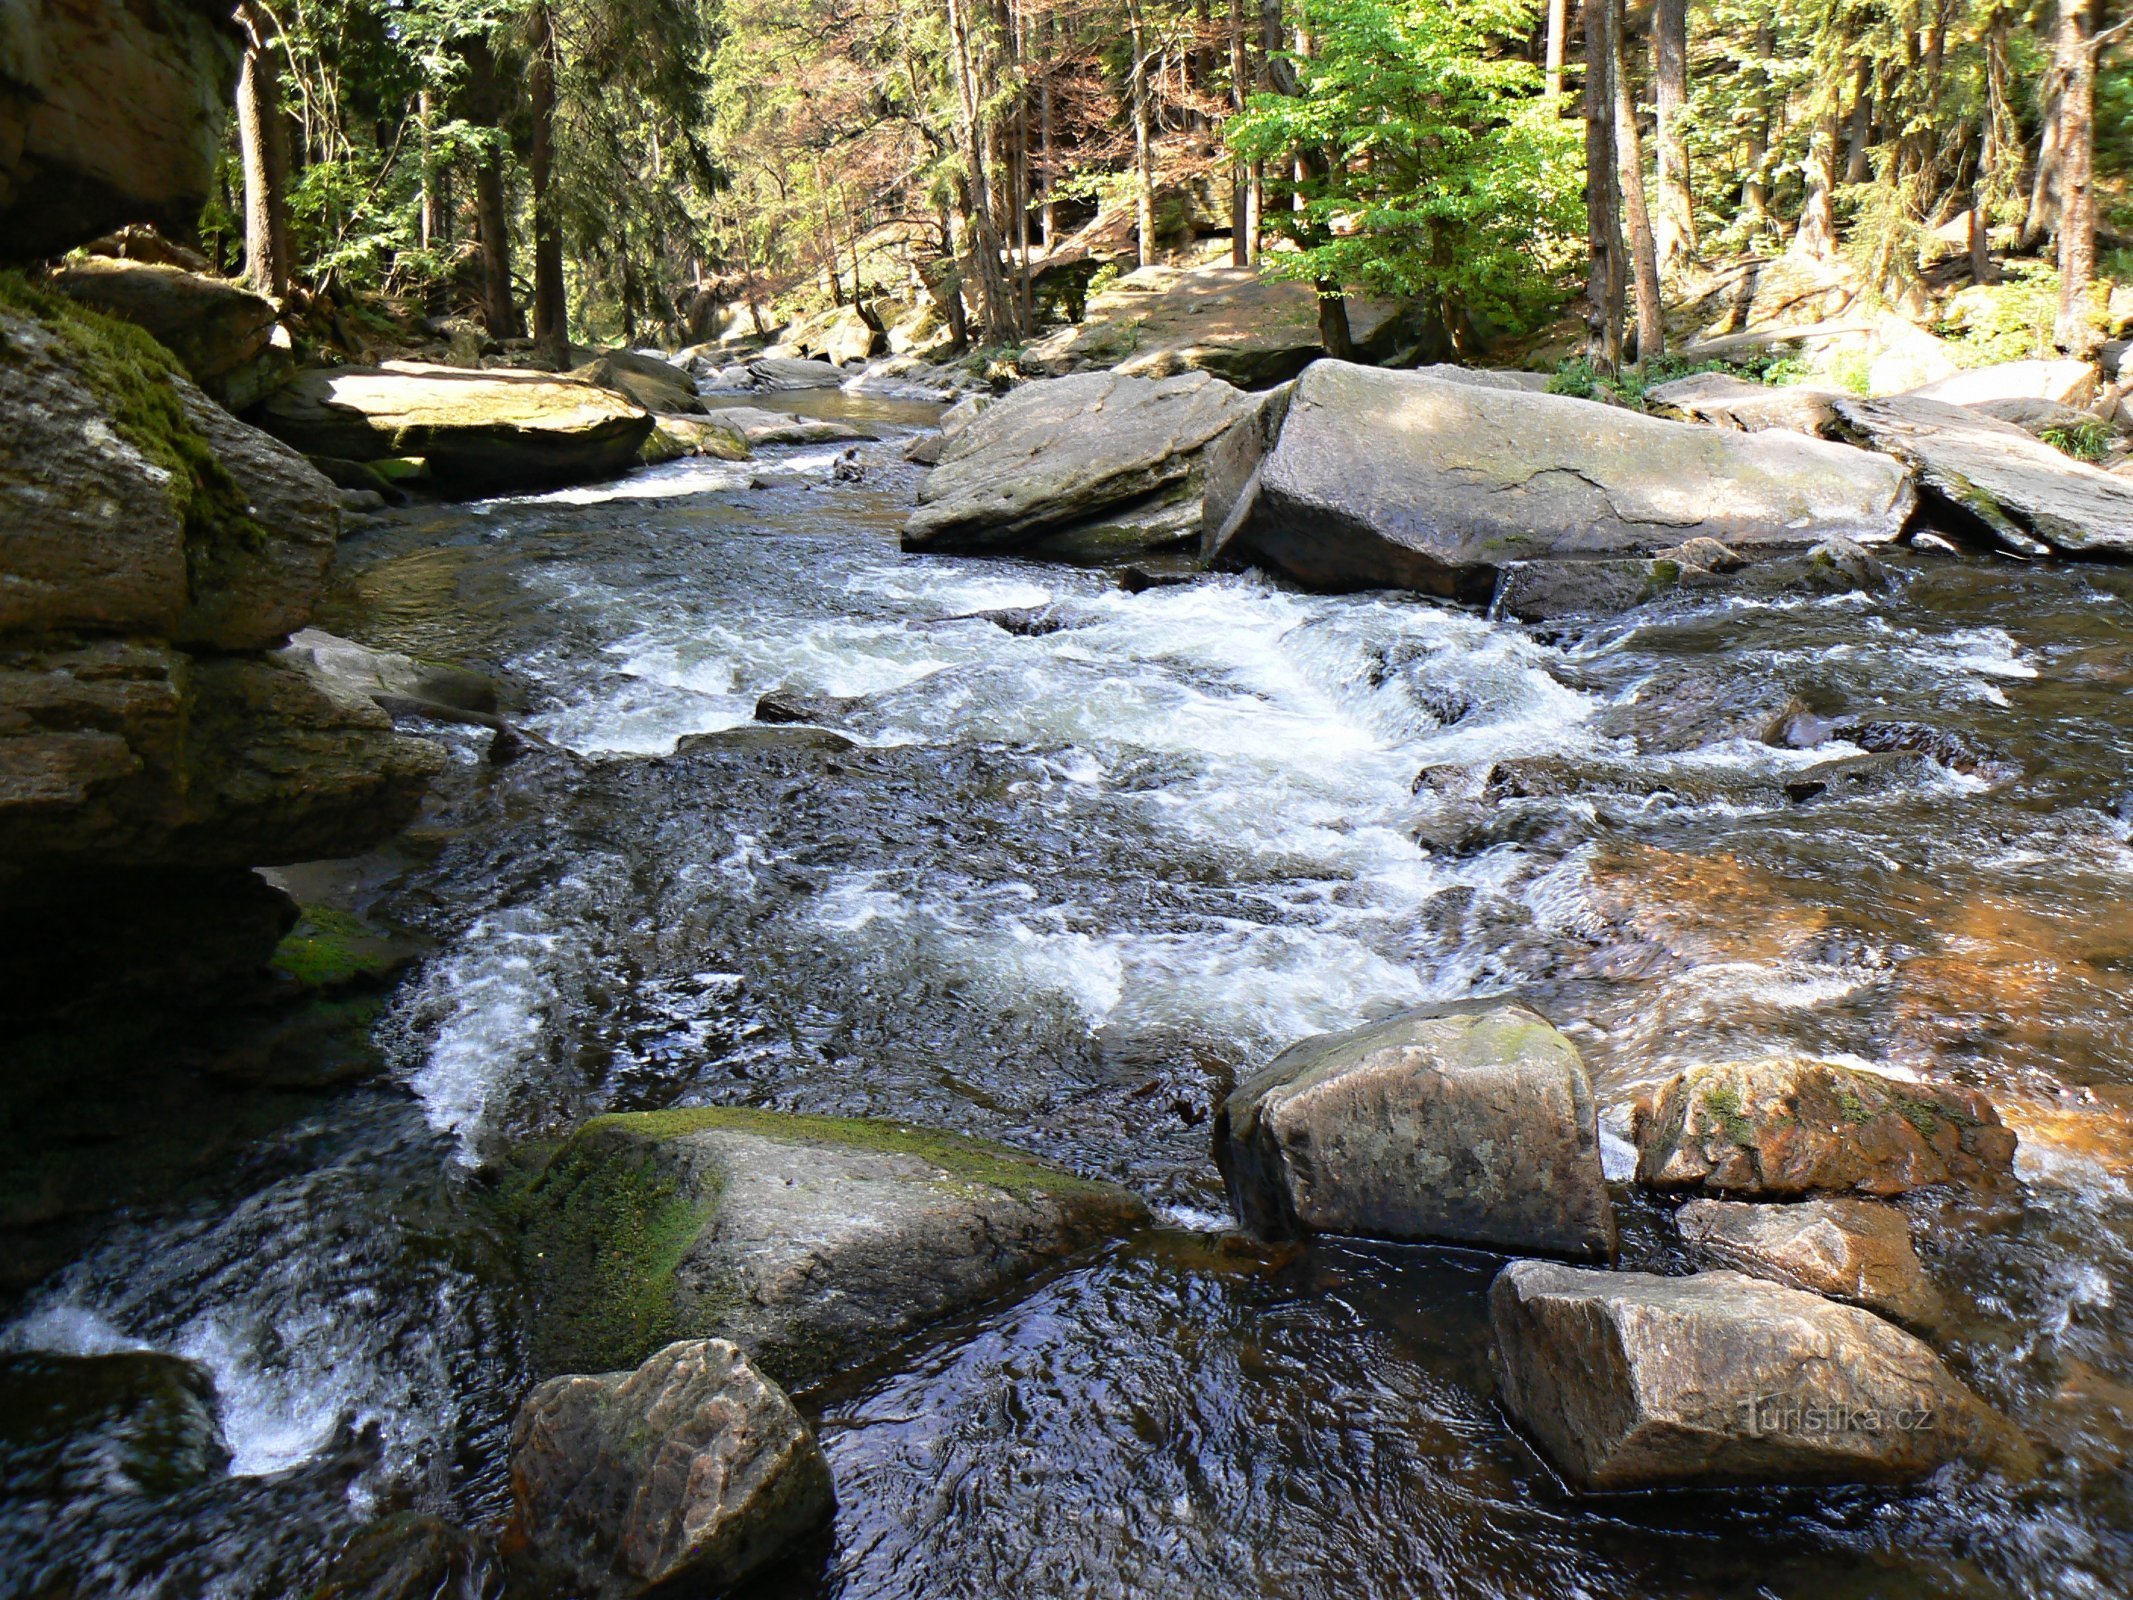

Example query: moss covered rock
[518,1107,1150,1383]
[1635,1059,2018,1198]
[46,256,293,412]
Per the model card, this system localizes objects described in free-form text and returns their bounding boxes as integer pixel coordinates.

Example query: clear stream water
[5,392,2132,1597]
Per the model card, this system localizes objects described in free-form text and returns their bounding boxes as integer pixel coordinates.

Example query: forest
[213,0,2132,366]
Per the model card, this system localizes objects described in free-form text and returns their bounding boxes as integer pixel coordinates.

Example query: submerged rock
[258,362,653,494]
[518,1107,1149,1381]
[905,370,1252,558]
[1831,394,2133,557]
[1489,1262,2031,1490]
[1214,1003,1616,1259]
[312,1512,498,1600]
[1635,1059,2018,1198]
[1207,361,1914,595]
[0,1350,227,1498]
[1675,1197,1944,1330]
[506,1338,831,1600]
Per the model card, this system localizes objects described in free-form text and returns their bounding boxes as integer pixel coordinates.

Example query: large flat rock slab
[904,370,1252,557]
[258,361,653,493]
[1832,394,2133,557]
[519,1108,1149,1382]
[1209,361,1914,595]
[507,1339,831,1600]
[1490,1262,2031,1490]
[1215,1002,1616,1258]
[1636,1059,2017,1198]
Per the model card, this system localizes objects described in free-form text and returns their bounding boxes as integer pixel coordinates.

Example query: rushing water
[5,391,2132,1598]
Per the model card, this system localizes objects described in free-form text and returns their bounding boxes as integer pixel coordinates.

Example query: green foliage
[1545,345,1826,410]
[1937,260,2066,365]
[2039,417,2113,462]
[1226,0,1582,341]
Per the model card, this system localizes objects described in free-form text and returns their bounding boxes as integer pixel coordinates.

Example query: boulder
[905,370,1253,558]
[1907,358,2099,410]
[1207,362,1914,596]
[518,1107,1149,1381]
[1643,371,1840,435]
[277,627,502,720]
[641,414,750,464]
[1831,394,2133,557]
[0,0,240,262]
[821,304,886,366]
[1214,1002,1616,1259]
[0,1350,227,1497]
[0,640,444,875]
[699,404,872,447]
[1490,534,1886,622]
[570,349,702,415]
[1489,1262,2032,1490]
[506,1339,831,1600]
[904,393,993,465]
[44,257,293,411]
[1,280,338,649]
[312,1513,497,1600]
[1969,396,2113,437]
[257,362,653,493]
[1675,1197,1944,1330]
[1409,363,1555,393]
[1635,1059,2017,1198]
[1016,263,1412,388]
[744,356,844,391]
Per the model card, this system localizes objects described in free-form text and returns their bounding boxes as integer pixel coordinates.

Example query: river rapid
[5,390,2132,1598]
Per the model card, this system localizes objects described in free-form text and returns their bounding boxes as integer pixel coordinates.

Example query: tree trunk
[463,35,518,338]
[235,0,291,299]
[1127,0,1160,267]
[1229,0,1249,265]
[2024,53,2068,249]
[2053,0,2101,356]
[1317,279,1353,359]
[944,0,1018,341]
[1741,21,1774,234]
[1582,0,1624,371]
[1842,62,1874,184]
[528,4,568,362]
[1545,0,1568,100]
[1793,111,1839,259]
[1651,0,1694,272]
[1614,0,1664,363]
[1038,14,1056,250]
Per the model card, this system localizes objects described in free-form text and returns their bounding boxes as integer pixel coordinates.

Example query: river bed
[5,395,2131,1598]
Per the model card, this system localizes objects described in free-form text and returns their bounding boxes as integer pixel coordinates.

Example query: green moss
[267,907,408,992]
[1699,1083,1757,1147]
[586,1105,1118,1201]
[1838,1089,1873,1124]
[0,271,271,595]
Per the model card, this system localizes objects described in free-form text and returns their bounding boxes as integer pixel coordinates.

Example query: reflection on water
[5,403,2131,1598]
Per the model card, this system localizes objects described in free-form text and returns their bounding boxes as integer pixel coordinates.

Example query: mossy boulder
[46,256,294,411]
[1635,1059,2018,1198]
[0,271,338,650]
[517,1107,1150,1383]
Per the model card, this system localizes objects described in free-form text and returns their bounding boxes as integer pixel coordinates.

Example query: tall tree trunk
[528,4,568,362]
[1842,62,1874,184]
[1038,15,1056,250]
[1614,0,1664,362]
[1741,20,1775,235]
[1793,111,1840,259]
[1545,0,1568,100]
[418,89,448,253]
[1970,15,2012,285]
[1254,0,1283,257]
[2053,0,2102,356]
[2024,52,2068,248]
[1651,0,1694,272]
[1583,0,1624,370]
[1230,0,1250,265]
[463,35,518,338]
[944,0,1017,340]
[235,0,291,299]
[1127,0,1160,266]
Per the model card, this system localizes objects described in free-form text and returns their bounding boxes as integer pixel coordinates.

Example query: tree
[1227,0,1582,353]
[1583,0,1625,369]
[1614,0,1664,359]
[234,0,292,298]
[1651,0,1696,271]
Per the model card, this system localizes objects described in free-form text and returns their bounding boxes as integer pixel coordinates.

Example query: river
[4,390,2131,1598]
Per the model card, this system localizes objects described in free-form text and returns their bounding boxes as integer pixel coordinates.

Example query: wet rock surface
[905,369,1252,556]
[1216,1003,1616,1258]
[1675,1197,1945,1329]
[1490,1262,2030,1490]
[311,1512,499,1600]
[1636,1059,2018,1198]
[1210,361,1914,594]
[506,1338,831,1600]
[0,1350,227,1498]
[518,1107,1151,1382]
